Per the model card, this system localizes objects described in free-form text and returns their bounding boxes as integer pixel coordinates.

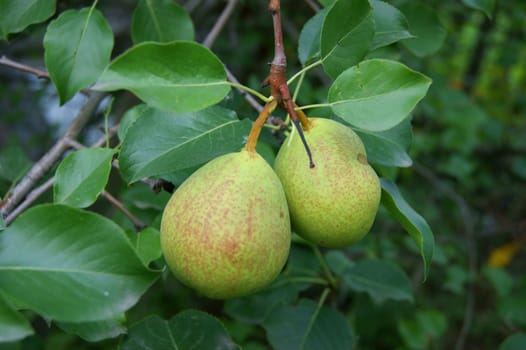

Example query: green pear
[160,150,291,299]
[274,118,381,248]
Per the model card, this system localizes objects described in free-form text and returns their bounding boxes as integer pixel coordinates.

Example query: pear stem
[245,100,278,152]
[313,246,338,288]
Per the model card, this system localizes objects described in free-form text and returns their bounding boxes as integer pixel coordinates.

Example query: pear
[160,150,291,299]
[274,118,381,248]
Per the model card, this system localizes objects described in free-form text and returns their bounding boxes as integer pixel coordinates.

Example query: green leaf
[0,0,56,40]
[370,0,413,50]
[462,0,495,19]
[224,276,299,325]
[56,315,126,342]
[44,7,114,104]
[398,310,447,349]
[320,0,375,79]
[53,148,116,208]
[339,259,413,303]
[263,299,353,350]
[94,41,230,113]
[131,0,194,44]
[499,296,526,327]
[0,204,159,323]
[354,117,413,167]
[118,104,149,142]
[399,3,446,57]
[380,179,435,279]
[133,227,162,267]
[328,59,431,131]
[500,333,526,350]
[0,145,32,183]
[483,266,514,297]
[319,0,336,6]
[118,105,251,183]
[0,293,33,342]
[121,311,239,350]
[298,9,327,65]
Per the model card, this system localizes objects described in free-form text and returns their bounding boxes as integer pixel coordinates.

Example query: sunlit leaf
[0,204,159,323]
[94,41,230,113]
[328,59,431,131]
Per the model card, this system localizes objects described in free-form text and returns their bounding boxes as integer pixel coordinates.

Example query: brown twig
[4,177,55,225]
[203,0,239,49]
[0,55,49,79]
[267,0,314,167]
[304,0,321,12]
[102,190,145,231]
[0,91,106,217]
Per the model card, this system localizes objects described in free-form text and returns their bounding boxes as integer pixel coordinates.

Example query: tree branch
[1,91,106,217]
[102,190,145,231]
[203,0,239,49]
[4,177,55,225]
[0,55,49,79]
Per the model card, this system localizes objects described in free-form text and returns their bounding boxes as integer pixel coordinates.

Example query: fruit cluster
[160,117,381,299]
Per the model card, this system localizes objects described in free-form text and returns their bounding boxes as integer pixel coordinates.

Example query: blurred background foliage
[1,0,525,349]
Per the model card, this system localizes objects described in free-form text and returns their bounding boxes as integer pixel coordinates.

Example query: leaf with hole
[328,59,431,131]
[94,41,230,113]
[0,204,159,323]
[53,147,116,208]
[44,7,113,104]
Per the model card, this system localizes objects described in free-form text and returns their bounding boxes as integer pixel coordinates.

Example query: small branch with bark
[264,0,315,168]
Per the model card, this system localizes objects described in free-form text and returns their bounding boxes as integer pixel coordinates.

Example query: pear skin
[274,118,381,248]
[160,150,290,299]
